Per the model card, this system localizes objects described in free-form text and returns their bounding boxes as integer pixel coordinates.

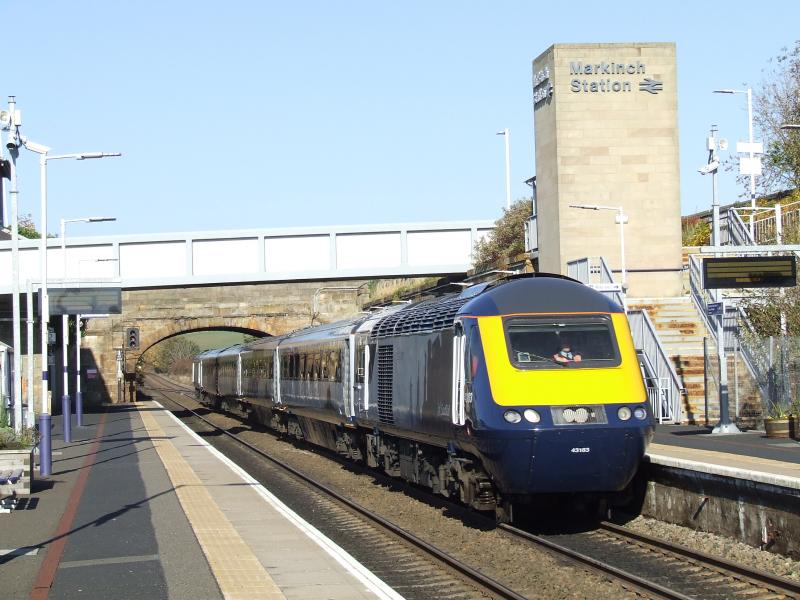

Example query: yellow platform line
[138,402,285,600]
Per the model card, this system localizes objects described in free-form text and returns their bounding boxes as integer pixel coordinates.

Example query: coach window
[321,351,329,380]
[312,352,320,381]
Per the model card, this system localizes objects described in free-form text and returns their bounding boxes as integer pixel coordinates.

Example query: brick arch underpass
[79,276,432,404]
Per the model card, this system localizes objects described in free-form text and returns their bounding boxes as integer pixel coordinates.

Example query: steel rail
[496,523,692,600]
[598,521,800,598]
[150,380,526,600]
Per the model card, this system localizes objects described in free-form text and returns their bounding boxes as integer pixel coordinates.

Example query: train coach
[193,273,654,521]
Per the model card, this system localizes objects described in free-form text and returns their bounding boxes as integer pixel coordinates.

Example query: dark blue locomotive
[194,274,654,519]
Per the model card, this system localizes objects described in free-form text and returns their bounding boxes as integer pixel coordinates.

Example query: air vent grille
[371,295,471,340]
[377,345,394,424]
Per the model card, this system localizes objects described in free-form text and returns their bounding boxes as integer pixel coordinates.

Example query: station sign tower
[532,43,682,297]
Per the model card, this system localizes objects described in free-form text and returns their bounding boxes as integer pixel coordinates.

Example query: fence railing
[750,200,800,244]
[628,310,684,423]
[566,256,624,307]
[725,208,756,246]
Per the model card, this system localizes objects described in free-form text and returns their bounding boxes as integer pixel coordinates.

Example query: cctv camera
[20,136,50,155]
[5,131,19,151]
[698,160,719,175]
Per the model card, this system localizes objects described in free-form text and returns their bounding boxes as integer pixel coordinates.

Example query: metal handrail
[627,309,684,423]
[567,256,624,307]
[726,208,756,246]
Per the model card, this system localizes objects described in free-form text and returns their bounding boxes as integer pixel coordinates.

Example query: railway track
[144,375,800,599]
[500,522,800,600]
[145,376,524,600]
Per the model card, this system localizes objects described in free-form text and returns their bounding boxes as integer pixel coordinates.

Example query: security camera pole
[698,126,740,434]
[5,97,23,434]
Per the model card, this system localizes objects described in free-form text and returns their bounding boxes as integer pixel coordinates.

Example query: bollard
[39,413,52,476]
[62,394,71,443]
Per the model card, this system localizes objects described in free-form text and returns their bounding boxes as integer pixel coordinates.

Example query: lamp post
[569,203,628,310]
[713,88,759,238]
[496,128,511,210]
[17,148,120,466]
[61,216,116,428]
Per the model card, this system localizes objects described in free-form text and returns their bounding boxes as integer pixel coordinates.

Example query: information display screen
[702,256,797,289]
[46,287,122,315]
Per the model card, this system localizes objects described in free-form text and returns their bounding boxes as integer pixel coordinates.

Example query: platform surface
[0,402,398,600]
[649,424,800,489]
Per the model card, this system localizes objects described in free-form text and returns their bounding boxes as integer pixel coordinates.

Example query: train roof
[196,274,621,354]
[368,273,621,340]
[461,275,623,316]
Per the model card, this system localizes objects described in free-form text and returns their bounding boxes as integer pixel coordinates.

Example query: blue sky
[2,1,798,237]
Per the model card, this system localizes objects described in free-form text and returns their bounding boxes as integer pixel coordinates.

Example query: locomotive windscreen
[503,315,621,369]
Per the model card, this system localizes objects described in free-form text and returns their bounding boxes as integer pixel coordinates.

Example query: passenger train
[193,273,654,520]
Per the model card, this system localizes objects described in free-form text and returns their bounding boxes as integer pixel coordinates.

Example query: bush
[0,426,38,450]
[472,199,533,272]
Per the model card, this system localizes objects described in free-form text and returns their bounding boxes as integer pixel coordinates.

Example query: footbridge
[0,220,493,292]
[0,219,493,404]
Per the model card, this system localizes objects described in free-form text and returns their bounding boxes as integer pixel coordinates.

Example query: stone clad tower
[532,43,682,297]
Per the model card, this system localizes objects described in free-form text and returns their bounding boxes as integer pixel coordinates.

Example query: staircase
[626,296,708,422]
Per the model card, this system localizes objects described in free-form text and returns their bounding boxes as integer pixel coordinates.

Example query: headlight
[633,406,648,420]
[562,408,576,423]
[523,409,541,423]
[618,406,632,421]
[575,407,589,424]
[503,410,522,424]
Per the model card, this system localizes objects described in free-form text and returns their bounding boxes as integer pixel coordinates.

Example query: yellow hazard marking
[138,404,285,600]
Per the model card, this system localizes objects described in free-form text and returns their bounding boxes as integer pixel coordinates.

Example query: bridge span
[1,219,493,405]
[0,220,493,292]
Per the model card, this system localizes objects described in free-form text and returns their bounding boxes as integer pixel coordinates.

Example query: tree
[150,336,201,374]
[754,40,800,193]
[472,198,532,272]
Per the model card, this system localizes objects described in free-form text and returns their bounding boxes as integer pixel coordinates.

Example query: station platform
[3,407,799,600]
[649,424,800,489]
[0,402,398,600]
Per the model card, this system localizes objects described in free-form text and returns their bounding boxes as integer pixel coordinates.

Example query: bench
[0,470,23,485]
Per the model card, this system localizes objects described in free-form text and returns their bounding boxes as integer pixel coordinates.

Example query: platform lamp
[18,145,120,471]
[713,88,759,239]
[61,216,116,428]
[496,129,511,210]
[569,204,629,311]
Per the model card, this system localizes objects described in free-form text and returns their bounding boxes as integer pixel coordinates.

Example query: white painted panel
[59,245,116,280]
[265,236,329,273]
[337,233,401,269]
[193,238,259,276]
[119,242,186,278]
[407,230,473,266]
[0,248,42,287]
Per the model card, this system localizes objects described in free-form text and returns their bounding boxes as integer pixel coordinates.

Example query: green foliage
[472,198,532,272]
[149,335,201,374]
[740,287,800,337]
[681,216,711,246]
[0,413,39,449]
[754,40,800,193]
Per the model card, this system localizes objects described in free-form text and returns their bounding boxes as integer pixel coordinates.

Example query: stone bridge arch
[130,318,272,368]
[80,276,431,404]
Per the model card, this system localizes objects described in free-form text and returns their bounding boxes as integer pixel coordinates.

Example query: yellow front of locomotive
[458,277,654,495]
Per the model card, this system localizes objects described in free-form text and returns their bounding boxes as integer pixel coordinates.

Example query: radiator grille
[377,345,394,424]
